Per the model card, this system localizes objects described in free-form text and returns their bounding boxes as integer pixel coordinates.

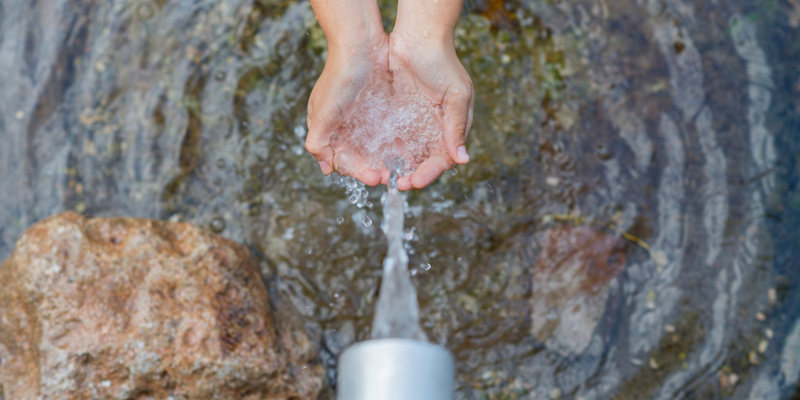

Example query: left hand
[387,28,474,190]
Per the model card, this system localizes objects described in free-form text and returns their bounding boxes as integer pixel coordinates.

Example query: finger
[442,79,474,165]
[332,150,382,187]
[305,102,339,174]
[410,155,452,190]
[352,167,382,187]
[397,175,414,191]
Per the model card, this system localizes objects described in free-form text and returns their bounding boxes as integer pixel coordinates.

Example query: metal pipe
[337,339,454,400]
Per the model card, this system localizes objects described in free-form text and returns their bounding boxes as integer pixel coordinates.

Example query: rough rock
[531,225,627,356]
[0,212,324,399]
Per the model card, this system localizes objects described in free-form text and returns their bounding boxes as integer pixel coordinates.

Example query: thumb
[305,97,342,175]
[442,80,474,165]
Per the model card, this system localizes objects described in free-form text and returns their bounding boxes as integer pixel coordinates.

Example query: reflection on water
[0,0,799,398]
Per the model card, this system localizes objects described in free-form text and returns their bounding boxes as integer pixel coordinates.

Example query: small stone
[719,373,729,389]
[15,111,24,120]
[664,324,676,333]
[101,380,111,387]
[596,143,612,160]
[768,288,777,306]
[765,328,774,339]
[749,350,760,365]
[756,312,766,321]
[546,176,559,186]
[729,373,739,386]
[649,357,660,370]
[758,339,769,354]
[209,217,226,233]
[549,388,562,399]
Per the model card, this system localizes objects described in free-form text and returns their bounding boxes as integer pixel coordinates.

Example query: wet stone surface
[0,0,799,398]
[0,212,324,399]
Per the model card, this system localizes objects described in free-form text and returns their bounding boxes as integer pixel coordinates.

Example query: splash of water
[371,158,427,341]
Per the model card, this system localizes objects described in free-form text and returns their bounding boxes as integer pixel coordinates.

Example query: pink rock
[0,212,324,399]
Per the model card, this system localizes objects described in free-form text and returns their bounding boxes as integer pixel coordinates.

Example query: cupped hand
[305,33,390,187]
[386,29,474,191]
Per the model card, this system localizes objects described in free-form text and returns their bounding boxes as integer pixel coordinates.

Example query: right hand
[305,33,389,187]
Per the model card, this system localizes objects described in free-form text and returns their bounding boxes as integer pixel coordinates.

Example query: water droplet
[209,217,226,233]
[135,2,156,20]
[334,293,340,298]
[450,87,461,94]
[336,217,345,225]
[596,143,612,160]
[362,216,372,227]
[214,71,226,81]
[421,262,431,271]
[422,28,430,38]
[367,202,374,209]
[411,268,418,276]
[349,194,358,204]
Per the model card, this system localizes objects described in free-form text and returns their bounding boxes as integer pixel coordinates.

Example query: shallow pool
[0,0,798,398]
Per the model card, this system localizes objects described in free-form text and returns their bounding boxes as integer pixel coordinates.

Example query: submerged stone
[531,225,627,356]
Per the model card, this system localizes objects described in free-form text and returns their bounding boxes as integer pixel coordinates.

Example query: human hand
[387,28,474,190]
[305,1,389,187]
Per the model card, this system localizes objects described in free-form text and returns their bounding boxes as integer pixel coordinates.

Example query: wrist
[394,0,460,47]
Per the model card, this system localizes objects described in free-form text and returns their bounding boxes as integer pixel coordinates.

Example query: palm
[387,32,474,190]
[305,34,390,186]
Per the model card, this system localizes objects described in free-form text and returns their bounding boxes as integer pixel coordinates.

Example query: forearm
[309,0,384,57]
[395,0,464,46]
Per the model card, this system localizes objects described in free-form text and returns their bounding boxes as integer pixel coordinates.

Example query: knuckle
[455,122,469,136]
[305,139,320,155]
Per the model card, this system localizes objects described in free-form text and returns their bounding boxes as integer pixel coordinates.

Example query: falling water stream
[371,158,426,342]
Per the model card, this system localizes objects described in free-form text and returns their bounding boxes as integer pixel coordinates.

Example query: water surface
[0,0,799,398]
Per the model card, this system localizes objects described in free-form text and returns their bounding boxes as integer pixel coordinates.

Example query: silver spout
[337,339,454,400]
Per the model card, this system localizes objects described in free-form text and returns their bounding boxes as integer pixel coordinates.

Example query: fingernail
[457,145,470,162]
[318,160,331,174]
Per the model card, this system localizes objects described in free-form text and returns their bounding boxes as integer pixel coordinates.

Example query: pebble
[758,339,768,354]
[768,287,777,306]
